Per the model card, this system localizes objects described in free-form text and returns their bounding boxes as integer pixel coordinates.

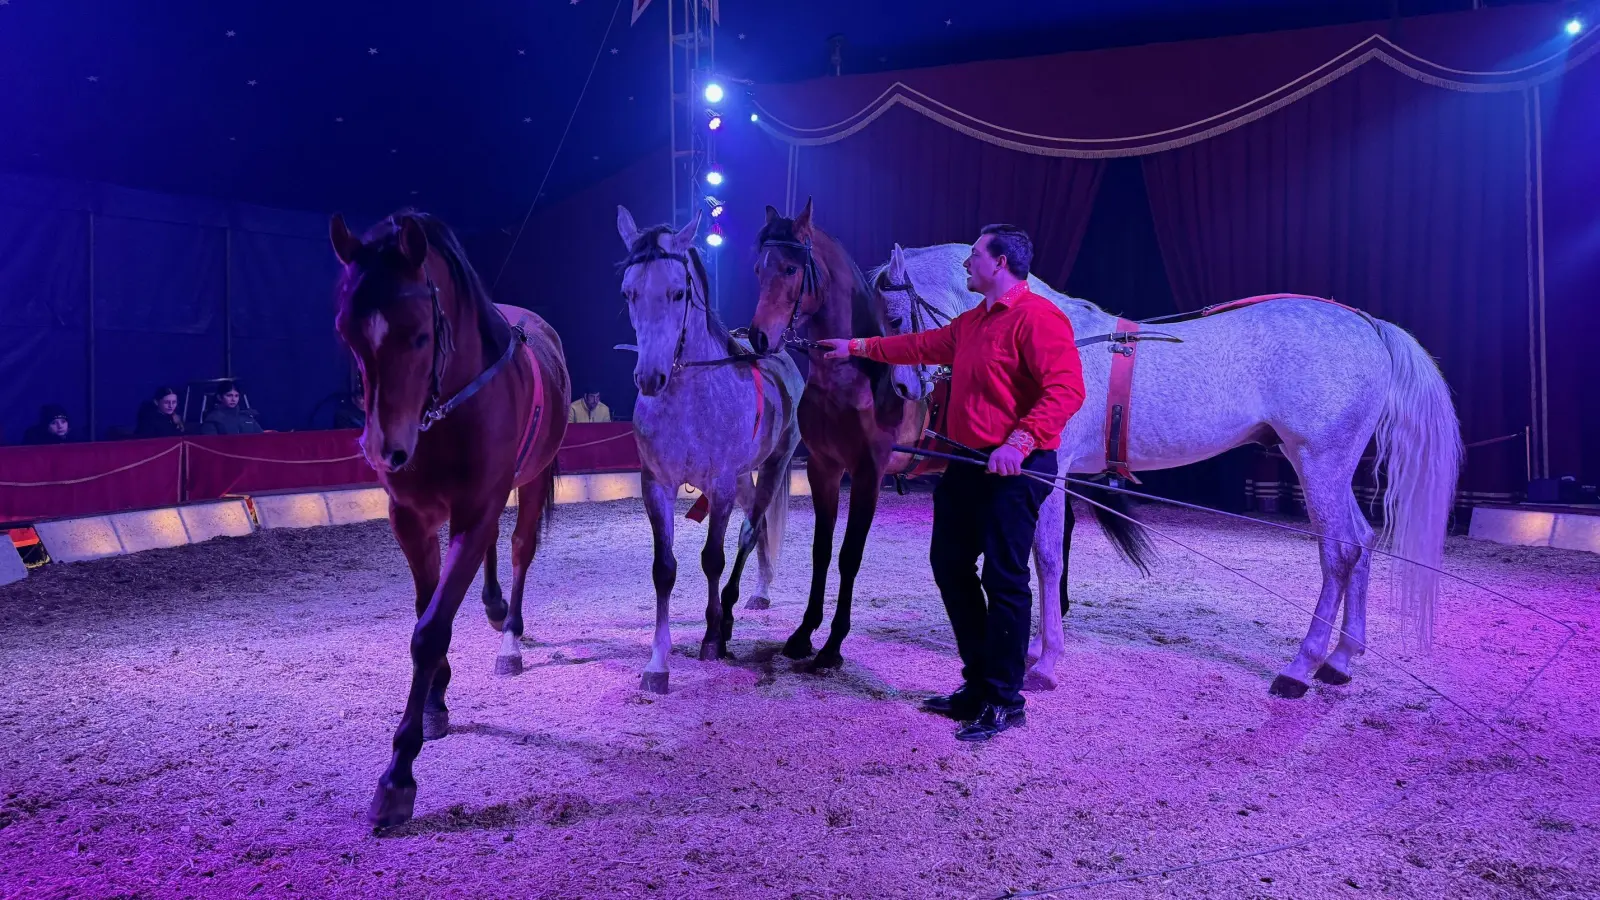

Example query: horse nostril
[750,330,767,353]
[388,449,409,468]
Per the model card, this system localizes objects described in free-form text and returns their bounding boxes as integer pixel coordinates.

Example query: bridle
[615,247,760,372]
[753,236,825,353]
[398,273,528,433]
[876,270,954,388]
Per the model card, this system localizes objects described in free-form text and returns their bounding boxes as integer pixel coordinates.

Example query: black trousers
[929,449,1057,709]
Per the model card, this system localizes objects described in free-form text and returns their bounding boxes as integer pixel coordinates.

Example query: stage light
[749,113,760,123]
[704,82,725,103]
[1565,18,1583,35]
[704,195,725,217]
[710,203,725,217]
[708,113,723,131]
[706,227,725,248]
[705,168,724,186]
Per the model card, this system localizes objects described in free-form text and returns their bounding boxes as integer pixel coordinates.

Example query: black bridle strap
[616,249,759,371]
[760,237,820,337]
[423,323,527,430]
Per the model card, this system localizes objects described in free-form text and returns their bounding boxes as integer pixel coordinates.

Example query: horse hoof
[486,616,507,633]
[810,647,844,670]
[1314,664,1352,685]
[698,641,725,662]
[484,600,507,633]
[782,636,814,660]
[1268,675,1310,699]
[367,780,417,830]
[495,654,524,677]
[639,671,669,694]
[1022,668,1058,692]
[744,596,771,611]
[422,708,450,741]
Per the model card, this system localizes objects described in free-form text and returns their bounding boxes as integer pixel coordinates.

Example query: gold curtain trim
[752,31,1600,157]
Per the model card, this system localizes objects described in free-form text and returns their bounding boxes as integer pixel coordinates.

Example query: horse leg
[368,509,498,829]
[1269,441,1365,698]
[482,518,506,631]
[390,505,447,739]
[813,458,881,670]
[1025,482,1067,691]
[736,453,788,611]
[720,472,760,613]
[639,468,677,694]
[497,472,554,676]
[699,486,737,660]
[784,460,842,660]
[1316,480,1374,686]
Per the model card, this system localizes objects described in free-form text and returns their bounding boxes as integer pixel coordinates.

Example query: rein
[405,275,529,432]
[760,236,822,349]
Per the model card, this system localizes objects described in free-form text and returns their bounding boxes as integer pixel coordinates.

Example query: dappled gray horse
[617,206,804,693]
[873,243,1461,698]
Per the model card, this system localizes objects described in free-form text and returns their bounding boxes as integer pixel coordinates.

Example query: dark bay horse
[744,200,923,669]
[330,210,569,829]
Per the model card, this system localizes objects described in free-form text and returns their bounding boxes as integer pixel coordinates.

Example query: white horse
[617,207,804,694]
[871,243,1461,697]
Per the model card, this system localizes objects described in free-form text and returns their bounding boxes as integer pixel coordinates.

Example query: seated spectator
[23,405,74,445]
[334,390,366,430]
[135,386,185,437]
[568,390,611,424]
[201,380,264,435]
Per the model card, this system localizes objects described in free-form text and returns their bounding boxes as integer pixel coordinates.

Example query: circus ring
[1,486,1594,899]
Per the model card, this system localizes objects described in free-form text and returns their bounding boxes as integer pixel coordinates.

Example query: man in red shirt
[817,225,1085,741]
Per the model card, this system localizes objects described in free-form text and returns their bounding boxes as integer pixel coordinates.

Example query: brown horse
[745,200,925,669]
[330,210,569,829]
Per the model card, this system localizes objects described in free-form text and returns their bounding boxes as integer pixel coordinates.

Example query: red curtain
[785,105,1104,289]
[184,431,373,499]
[0,438,184,523]
[1142,64,1533,495]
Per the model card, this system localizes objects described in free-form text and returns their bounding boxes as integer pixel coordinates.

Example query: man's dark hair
[979,224,1033,279]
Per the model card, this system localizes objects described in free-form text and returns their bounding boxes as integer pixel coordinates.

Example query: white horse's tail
[1373,320,1463,651]
[761,461,791,573]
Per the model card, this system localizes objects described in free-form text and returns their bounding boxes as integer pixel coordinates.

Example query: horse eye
[621,292,631,304]
[413,333,429,349]
[672,290,685,302]
[889,316,904,329]
[784,265,797,277]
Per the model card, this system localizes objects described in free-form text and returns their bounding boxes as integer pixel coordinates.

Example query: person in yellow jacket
[568,391,611,423]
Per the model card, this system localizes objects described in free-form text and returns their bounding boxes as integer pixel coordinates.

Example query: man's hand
[987,442,1025,476]
[816,338,854,360]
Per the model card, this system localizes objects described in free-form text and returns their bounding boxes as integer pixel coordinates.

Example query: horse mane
[621,224,743,358]
[345,208,512,358]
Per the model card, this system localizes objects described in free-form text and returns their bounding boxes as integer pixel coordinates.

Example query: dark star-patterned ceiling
[0,0,1535,228]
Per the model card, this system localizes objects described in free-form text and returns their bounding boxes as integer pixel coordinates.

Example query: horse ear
[329,214,361,265]
[764,205,780,225]
[889,243,907,279]
[396,216,428,269]
[668,208,701,253]
[617,205,641,249]
[793,197,814,241]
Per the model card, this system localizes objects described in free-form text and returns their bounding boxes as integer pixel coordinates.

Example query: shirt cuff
[1004,428,1037,455]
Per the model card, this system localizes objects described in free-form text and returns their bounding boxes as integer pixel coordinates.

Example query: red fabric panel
[1141,63,1531,496]
[557,423,638,473]
[184,431,374,500]
[0,438,184,523]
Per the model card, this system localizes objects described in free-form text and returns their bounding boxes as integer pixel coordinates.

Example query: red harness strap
[685,366,766,523]
[1103,317,1140,481]
[511,341,546,489]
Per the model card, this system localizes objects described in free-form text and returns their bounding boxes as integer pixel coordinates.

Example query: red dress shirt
[859,281,1085,451]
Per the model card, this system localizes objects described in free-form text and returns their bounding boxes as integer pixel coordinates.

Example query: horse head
[748,198,830,356]
[330,211,450,473]
[617,205,702,397]
[872,244,932,402]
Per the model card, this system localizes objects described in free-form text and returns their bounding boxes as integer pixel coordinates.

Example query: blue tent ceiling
[0,0,1537,228]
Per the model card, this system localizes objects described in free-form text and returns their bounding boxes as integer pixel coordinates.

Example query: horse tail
[1076,477,1155,576]
[538,463,558,542]
[761,460,791,572]
[1373,320,1462,651]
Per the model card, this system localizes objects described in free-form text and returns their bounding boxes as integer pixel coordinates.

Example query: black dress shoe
[920,688,982,720]
[954,704,1026,742]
